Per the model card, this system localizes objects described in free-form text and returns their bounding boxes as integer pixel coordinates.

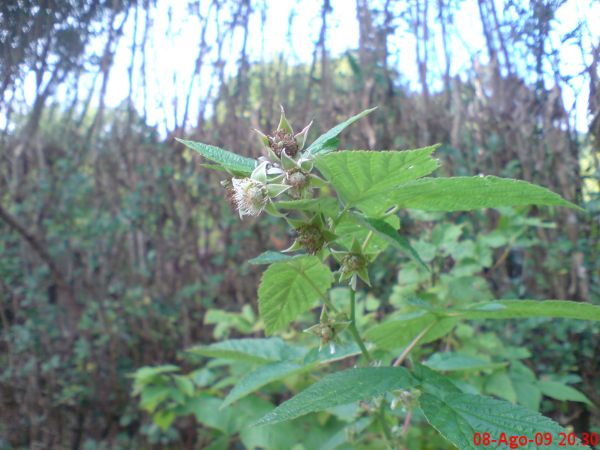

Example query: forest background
[0,0,599,448]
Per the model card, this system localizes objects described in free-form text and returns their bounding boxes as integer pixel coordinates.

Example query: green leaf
[320,417,371,450]
[316,137,340,154]
[452,300,600,322]
[174,375,195,397]
[258,256,334,334]
[255,367,417,426]
[153,409,176,430]
[140,385,171,413]
[412,363,463,399]
[221,342,364,409]
[188,393,238,435]
[132,364,180,385]
[307,107,377,155]
[248,251,293,265]
[510,361,542,410]
[513,380,542,411]
[388,176,581,212]
[335,213,399,254]
[485,371,517,403]
[186,338,302,363]
[365,312,457,350]
[425,352,505,372]
[350,214,429,270]
[302,341,363,365]
[538,380,593,406]
[199,163,230,172]
[275,197,340,216]
[196,394,335,448]
[420,392,588,450]
[177,138,257,174]
[244,415,343,450]
[222,361,306,408]
[314,146,440,216]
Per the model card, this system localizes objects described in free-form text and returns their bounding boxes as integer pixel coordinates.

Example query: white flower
[230,162,292,218]
[231,178,268,218]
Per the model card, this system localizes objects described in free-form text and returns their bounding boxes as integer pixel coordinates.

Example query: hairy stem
[348,289,372,362]
[346,283,394,446]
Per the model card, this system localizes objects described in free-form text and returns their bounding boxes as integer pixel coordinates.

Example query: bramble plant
[133,107,599,449]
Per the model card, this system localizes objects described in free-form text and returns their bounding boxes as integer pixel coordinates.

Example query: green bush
[132,108,599,449]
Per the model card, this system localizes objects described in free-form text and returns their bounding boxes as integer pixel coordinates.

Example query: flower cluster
[303,308,350,355]
[227,106,326,218]
[332,239,374,290]
[284,215,336,255]
[221,108,376,351]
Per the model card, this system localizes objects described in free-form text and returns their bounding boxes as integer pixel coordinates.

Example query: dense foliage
[126,108,599,449]
[1,1,599,449]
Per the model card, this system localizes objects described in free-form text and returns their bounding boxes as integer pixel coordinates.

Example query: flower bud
[286,170,309,190]
[341,254,366,272]
[332,239,373,289]
[269,130,299,158]
[297,224,325,254]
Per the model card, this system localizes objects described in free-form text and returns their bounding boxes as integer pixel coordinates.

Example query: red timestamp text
[473,431,599,448]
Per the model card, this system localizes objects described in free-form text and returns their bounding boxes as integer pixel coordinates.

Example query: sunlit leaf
[177,138,257,174]
[314,146,439,215]
[388,176,581,212]
[307,107,377,155]
[248,251,293,265]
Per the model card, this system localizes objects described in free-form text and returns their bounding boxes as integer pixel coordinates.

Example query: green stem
[299,271,339,313]
[361,230,374,251]
[392,321,436,367]
[347,290,392,445]
[333,204,349,227]
[348,289,372,362]
[378,400,394,446]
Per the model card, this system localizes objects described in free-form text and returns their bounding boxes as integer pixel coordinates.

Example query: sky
[23,0,600,134]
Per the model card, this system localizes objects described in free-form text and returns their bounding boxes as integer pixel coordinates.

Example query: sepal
[294,120,313,150]
[277,105,293,134]
[266,183,292,197]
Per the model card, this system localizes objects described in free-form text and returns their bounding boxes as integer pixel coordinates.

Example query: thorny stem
[392,321,437,367]
[348,289,372,362]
